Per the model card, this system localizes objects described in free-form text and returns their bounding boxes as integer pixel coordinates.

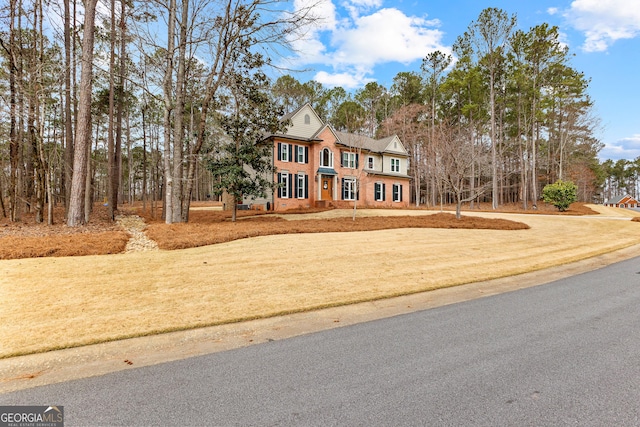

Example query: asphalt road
[2,257,640,426]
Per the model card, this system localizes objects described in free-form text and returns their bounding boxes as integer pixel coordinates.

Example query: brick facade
[244,104,411,211]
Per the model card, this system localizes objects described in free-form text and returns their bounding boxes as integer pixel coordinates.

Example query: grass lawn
[1,204,639,358]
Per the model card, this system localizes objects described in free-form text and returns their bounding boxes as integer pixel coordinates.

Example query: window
[392,184,403,202]
[342,152,357,169]
[296,173,308,199]
[278,143,292,162]
[320,148,333,167]
[367,156,374,170]
[342,178,357,201]
[374,182,385,201]
[390,158,400,173]
[281,143,289,162]
[304,114,311,124]
[278,172,291,199]
[297,145,307,163]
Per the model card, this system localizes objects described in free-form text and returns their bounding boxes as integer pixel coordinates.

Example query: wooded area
[0,2,633,226]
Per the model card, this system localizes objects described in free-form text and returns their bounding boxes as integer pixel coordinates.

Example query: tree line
[0,3,620,226]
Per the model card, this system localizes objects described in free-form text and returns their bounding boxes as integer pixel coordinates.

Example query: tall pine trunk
[170,0,189,223]
[3,0,20,222]
[162,0,176,223]
[120,0,127,206]
[63,0,74,215]
[67,0,97,226]
[107,0,117,219]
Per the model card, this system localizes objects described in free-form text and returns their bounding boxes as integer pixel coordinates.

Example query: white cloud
[332,8,446,67]
[314,70,374,88]
[288,0,338,63]
[285,3,448,88]
[349,0,383,8]
[295,0,338,32]
[600,135,640,160]
[342,0,383,20]
[563,0,640,52]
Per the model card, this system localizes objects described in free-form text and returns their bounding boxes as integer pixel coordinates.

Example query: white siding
[382,136,408,155]
[285,105,323,139]
[366,154,383,172]
[384,155,408,175]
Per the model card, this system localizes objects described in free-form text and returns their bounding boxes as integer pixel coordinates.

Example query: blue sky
[284,0,640,161]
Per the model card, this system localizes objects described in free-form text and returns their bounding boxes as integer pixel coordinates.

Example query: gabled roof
[266,104,327,144]
[312,123,341,142]
[334,131,370,148]
[281,103,310,122]
[282,103,325,139]
[606,194,639,205]
[334,131,407,156]
[274,104,409,155]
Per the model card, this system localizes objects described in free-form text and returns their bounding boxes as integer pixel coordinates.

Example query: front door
[321,176,333,200]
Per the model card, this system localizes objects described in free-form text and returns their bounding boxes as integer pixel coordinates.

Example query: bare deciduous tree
[380,104,429,206]
[436,121,490,218]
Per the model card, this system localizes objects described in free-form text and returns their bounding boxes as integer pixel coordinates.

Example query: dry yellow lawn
[1,205,639,358]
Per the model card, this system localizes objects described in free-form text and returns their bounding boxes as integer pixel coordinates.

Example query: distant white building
[604,194,639,208]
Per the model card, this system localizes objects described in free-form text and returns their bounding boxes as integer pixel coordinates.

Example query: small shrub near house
[542,180,578,212]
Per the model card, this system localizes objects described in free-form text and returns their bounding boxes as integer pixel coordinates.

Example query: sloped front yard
[1,204,639,358]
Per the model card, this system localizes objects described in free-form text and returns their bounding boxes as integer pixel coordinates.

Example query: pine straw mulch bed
[0,202,598,259]
[143,211,531,251]
[0,204,129,259]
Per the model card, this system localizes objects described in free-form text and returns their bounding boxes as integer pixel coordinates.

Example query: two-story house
[246,103,410,211]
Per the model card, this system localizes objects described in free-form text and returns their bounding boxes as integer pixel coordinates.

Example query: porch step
[315,200,333,209]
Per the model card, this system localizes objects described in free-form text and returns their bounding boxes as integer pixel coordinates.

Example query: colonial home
[245,103,410,211]
[604,194,639,208]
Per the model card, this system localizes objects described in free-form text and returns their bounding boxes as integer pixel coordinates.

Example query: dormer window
[304,114,311,125]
